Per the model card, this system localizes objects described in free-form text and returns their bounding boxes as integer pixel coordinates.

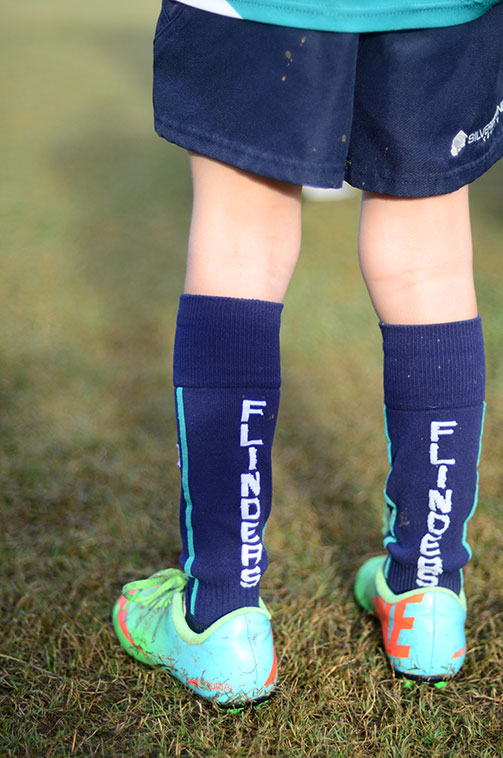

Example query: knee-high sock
[173,294,282,630]
[380,317,485,595]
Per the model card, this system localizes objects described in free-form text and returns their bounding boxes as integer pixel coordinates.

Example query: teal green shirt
[178,0,501,31]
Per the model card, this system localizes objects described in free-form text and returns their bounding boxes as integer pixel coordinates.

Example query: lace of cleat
[121,568,187,608]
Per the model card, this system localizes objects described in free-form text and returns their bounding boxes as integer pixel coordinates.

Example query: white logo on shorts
[451,98,503,157]
[451,130,467,157]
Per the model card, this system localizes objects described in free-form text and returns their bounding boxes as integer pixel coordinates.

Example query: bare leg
[358,187,477,324]
[355,185,485,684]
[172,154,302,635]
[186,153,302,302]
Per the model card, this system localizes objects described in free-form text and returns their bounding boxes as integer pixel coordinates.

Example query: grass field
[2,2,503,755]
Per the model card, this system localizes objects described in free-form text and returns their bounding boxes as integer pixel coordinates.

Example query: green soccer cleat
[112,568,277,706]
[355,556,467,682]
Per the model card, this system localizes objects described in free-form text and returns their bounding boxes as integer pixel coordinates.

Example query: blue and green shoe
[112,568,277,705]
[354,556,467,682]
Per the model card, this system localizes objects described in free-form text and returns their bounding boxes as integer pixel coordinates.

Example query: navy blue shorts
[153,1,503,196]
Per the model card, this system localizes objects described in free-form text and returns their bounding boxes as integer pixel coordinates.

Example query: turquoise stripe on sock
[176,387,199,614]
[384,405,392,467]
[383,490,398,548]
[382,406,398,548]
[461,401,487,562]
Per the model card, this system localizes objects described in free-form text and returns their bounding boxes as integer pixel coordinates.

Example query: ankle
[184,581,261,631]
[385,558,463,595]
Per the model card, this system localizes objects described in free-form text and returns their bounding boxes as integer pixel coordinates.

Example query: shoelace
[122,568,187,609]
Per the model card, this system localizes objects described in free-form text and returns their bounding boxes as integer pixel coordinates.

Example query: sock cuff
[380,316,485,410]
[173,294,283,388]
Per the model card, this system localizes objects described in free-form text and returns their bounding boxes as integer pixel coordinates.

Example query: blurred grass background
[2,1,503,755]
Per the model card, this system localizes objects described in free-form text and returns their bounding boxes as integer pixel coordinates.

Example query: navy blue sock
[173,294,282,630]
[380,317,485,595]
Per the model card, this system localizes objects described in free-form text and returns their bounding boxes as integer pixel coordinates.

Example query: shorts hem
[157,116,503,195]
[345,134,503,197]
[155,118,347,188]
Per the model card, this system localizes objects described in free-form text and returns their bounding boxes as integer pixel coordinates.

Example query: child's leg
[355,187,485,680]
[358,187,476,325]
[113,157,301,704]
[175,155,302,631]
[186,154,301,301]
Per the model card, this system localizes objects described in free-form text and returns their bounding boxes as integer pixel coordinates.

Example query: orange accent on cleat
[373,593,424,659]
[452,645,466,659]
[263,632,277,688]
[117,591,148,657]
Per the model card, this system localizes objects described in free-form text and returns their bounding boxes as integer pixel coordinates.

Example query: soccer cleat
[112,568,277,706]
[354,556,467,682]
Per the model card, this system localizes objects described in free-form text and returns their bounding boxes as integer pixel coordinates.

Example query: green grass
[2,2,503,755]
